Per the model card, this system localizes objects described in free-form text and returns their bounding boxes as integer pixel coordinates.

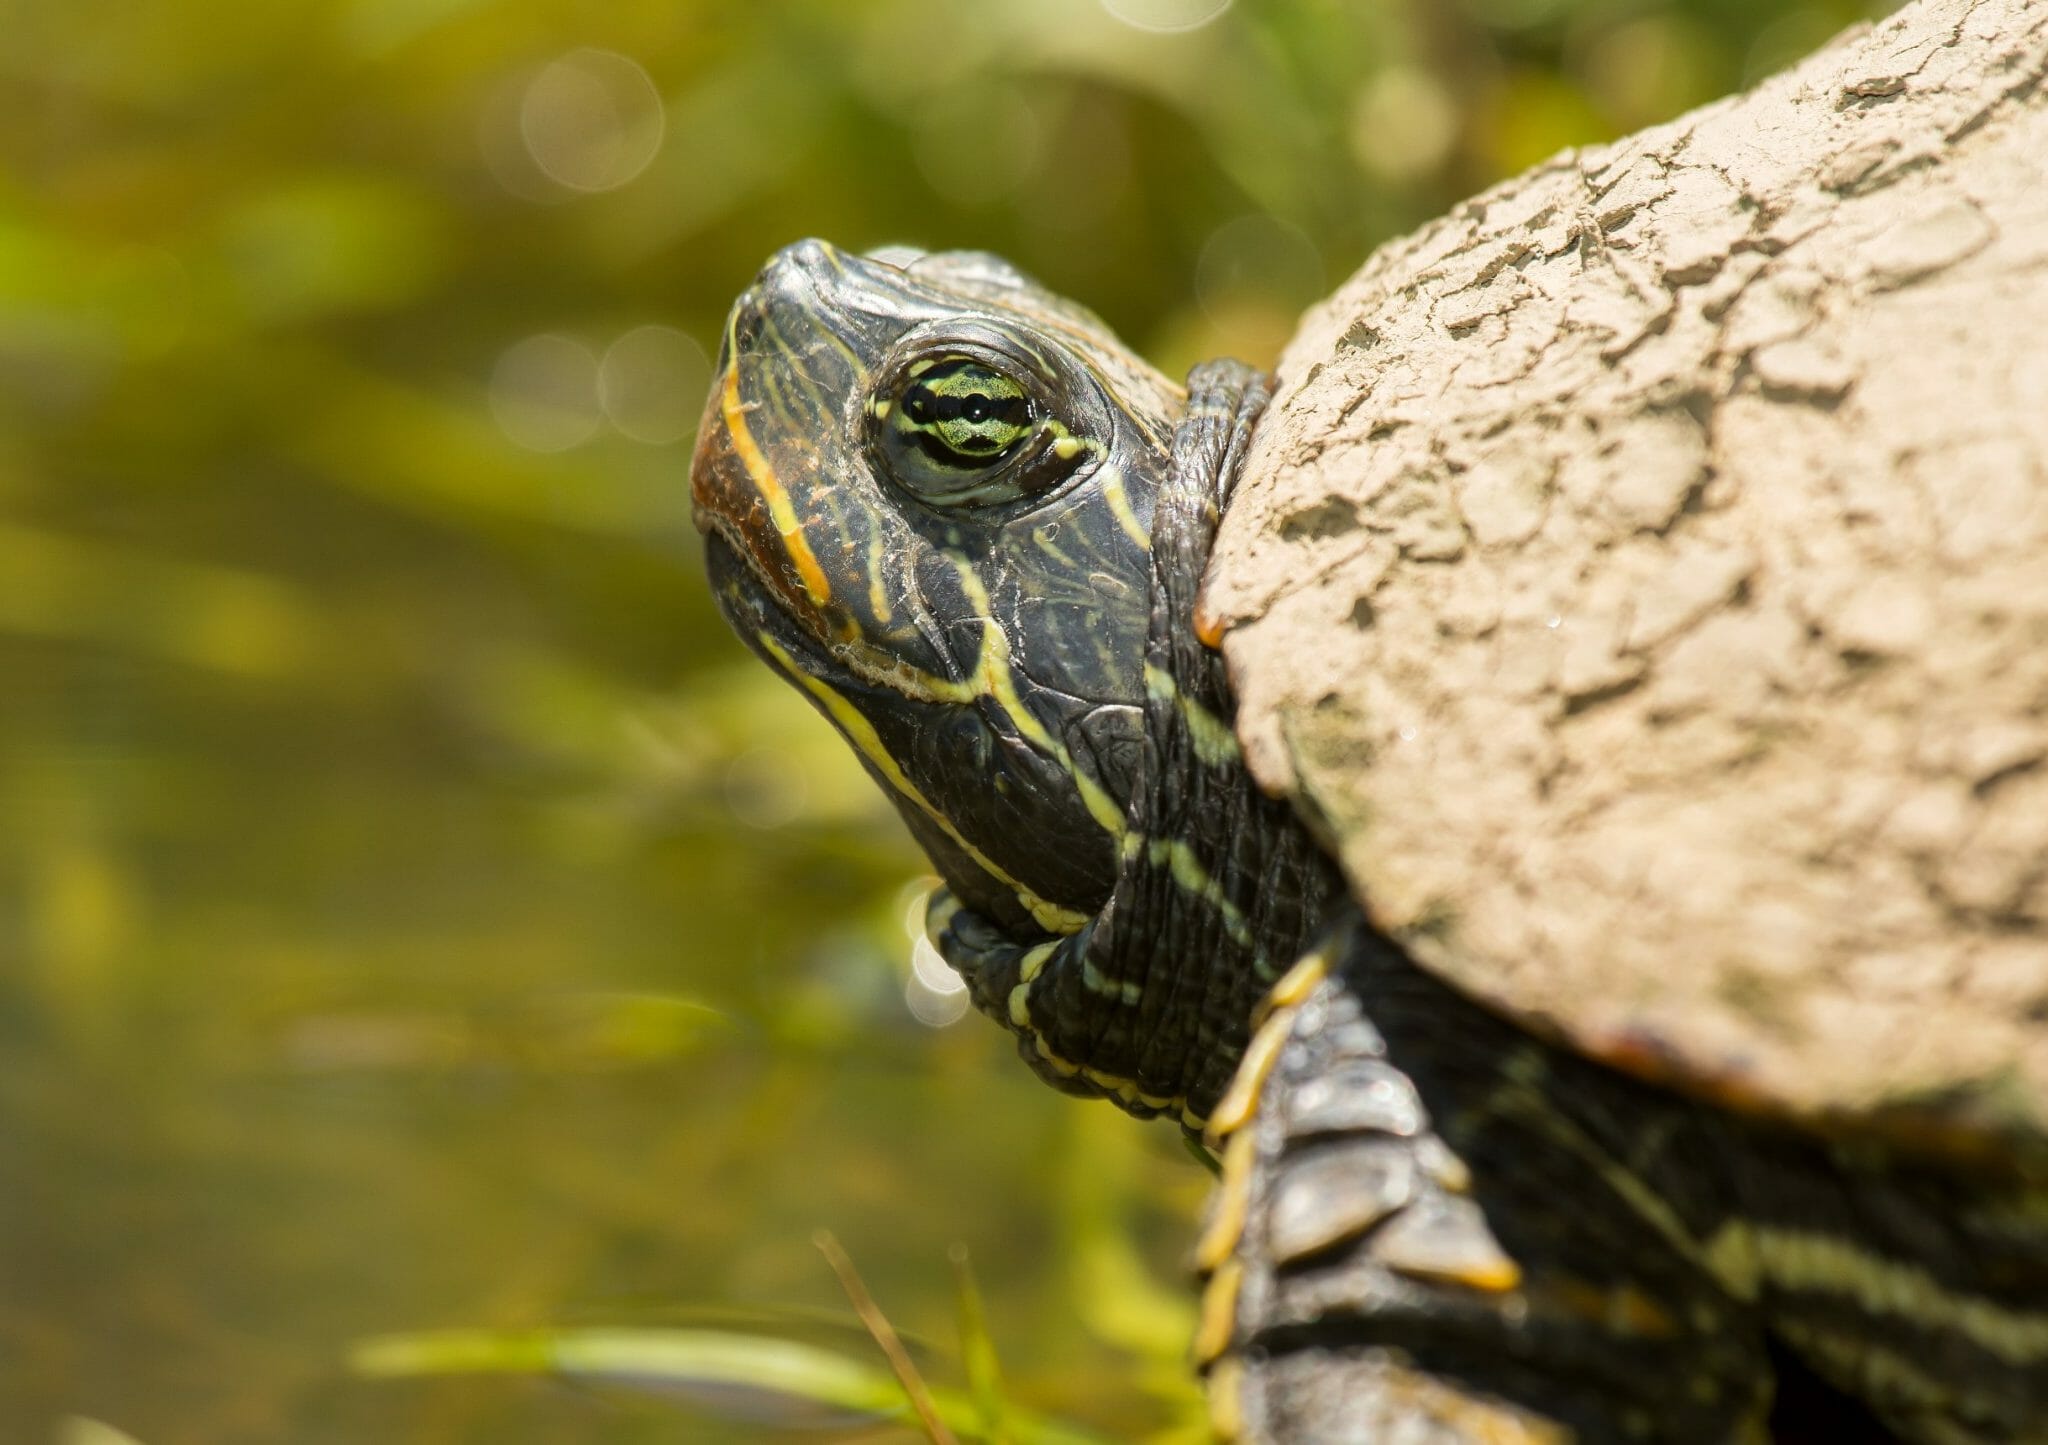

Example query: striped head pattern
[690,240,1185,940]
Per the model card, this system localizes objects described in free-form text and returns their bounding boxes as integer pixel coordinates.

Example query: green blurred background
[1,0,1895,1441]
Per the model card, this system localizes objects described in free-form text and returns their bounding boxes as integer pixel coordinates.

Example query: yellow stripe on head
[756,632,1087,936]
[720,330,834,612]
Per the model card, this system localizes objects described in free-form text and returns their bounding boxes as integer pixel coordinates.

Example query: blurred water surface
[0,0,1892,1440]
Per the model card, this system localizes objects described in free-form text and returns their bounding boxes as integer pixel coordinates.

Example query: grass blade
[351,1324,1121,1445]
[816,1229,958,1445]
[950,1244,1007,1445]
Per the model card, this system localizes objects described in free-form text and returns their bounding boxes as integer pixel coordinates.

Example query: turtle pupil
[892,359,1036,472]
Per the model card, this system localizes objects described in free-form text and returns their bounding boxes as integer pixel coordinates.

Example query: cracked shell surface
[1202,0,2048,1149]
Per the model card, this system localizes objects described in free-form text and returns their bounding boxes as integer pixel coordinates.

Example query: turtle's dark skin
[689,240,2048,1445]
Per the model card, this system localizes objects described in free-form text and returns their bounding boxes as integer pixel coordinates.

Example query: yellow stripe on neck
[757,633,1087,935]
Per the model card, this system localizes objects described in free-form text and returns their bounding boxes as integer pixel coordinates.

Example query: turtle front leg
[1197,918,1776,1445]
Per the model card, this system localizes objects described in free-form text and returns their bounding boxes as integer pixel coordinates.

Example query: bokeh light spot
[1482,67,1612,175]
[1026,92,1132,239]
[1579,15,1722,129]
[490,333,602,452]
[1100,0,1232,32]
[1349,67,1460,184]
[905,935,969,1028]
[909,935,964,996]
[898,876,941,942]
[520,48,665,193]
[1195,213,1323,325]
[912,87,1043,208]
[598,324,709,446]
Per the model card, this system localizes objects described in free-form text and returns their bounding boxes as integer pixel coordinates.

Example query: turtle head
[691,240,1184,938]
[694,240,1337,1123]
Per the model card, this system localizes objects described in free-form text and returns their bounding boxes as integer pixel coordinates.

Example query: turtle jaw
[702,527,1117,938]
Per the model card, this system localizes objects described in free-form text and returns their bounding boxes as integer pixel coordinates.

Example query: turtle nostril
[725,303,766,362]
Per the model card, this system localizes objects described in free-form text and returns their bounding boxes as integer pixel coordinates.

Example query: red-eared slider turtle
[687,228,2048,1442]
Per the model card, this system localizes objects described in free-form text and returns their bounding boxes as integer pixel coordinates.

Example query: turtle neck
[931,359,1343,1131]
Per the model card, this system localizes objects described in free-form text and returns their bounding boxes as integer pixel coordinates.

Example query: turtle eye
[870,355,1053,506]
[901,360,1033,460]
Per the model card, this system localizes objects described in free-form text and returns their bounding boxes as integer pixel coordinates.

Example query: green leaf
[351,1327,1123,1445]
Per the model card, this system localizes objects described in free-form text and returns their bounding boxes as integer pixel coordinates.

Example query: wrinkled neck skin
[928,360,1343,1134]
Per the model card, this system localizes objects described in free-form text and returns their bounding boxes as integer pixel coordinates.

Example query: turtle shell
[1197,14,2048,1153]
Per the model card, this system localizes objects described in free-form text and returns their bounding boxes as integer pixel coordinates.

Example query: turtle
[685,236,2048,1445]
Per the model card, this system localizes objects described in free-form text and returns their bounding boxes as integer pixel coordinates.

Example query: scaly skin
[690,240,2048,1444]
[692,240,1330,1122]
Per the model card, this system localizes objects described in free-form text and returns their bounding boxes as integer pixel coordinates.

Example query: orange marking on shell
[1545,1277,1677,1338]
[1581,1021,2028,1166]
[1590,1027,1781,1115]
[1411,1253,1523,1295]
